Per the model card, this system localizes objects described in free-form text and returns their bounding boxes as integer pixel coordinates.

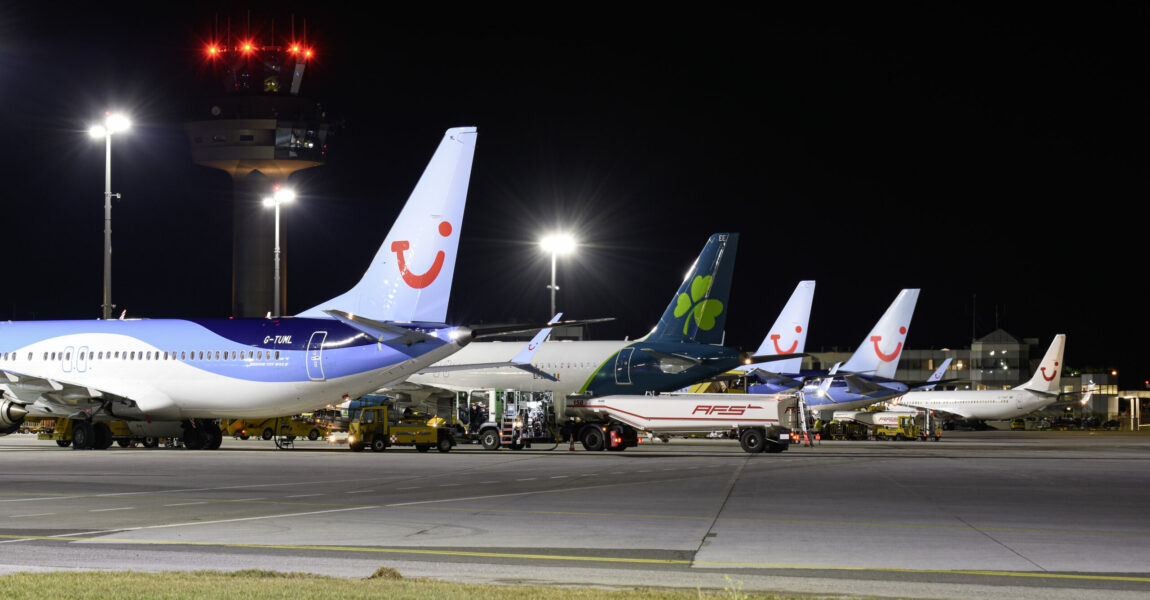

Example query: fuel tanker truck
[574,392,799,453]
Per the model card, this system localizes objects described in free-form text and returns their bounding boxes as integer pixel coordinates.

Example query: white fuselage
[891,388,1053,421]
[408,339,630,397]
[1,320,466,421]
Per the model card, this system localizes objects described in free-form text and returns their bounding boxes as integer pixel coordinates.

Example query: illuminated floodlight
[540,233,576,255]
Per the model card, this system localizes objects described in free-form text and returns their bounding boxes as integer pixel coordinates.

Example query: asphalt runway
[1,431,1148,599]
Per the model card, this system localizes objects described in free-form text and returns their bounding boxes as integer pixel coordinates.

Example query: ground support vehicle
[346,406,454,453]
[440,390,567,451]
[831,410,938,441]
[221,417,324,442]
[577,393,799,454]
[34,417,186,449]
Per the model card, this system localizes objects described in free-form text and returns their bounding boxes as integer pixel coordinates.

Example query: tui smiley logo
[770,325,802,354]
[871,326,907,362]
[391,221,452,289]
[1041,362,1059,381]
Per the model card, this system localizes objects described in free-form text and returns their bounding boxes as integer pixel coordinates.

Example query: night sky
[1,5,1145,383]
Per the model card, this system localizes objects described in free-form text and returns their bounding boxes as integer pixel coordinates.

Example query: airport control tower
[185,15,332,318]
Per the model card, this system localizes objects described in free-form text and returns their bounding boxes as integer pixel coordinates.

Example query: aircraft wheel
[206,428,223,450]
[93,423,113,449]
[142,437,159,448]
[117,439,132,448]
[739,428,766,453]
[371,437,387,452]
[437,435,454,453]
[261,428,274,441]
[183,425,206,450]
[72,421,93,450]
[56,439,71,448]
[308,429,320,441]
[480,429,501,451]
[416,444,430,453]
[239,434,250,441]
[581,427,606,452]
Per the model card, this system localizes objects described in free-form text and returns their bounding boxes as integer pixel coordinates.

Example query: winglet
[511,313,560,365]
[297,127,478,323]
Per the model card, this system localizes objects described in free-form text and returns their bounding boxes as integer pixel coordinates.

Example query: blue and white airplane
[747,288,922,413]
[0,126,480,450]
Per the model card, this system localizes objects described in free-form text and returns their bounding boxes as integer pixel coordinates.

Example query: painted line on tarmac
[381,504,1150,539]
[0,532,1146,584]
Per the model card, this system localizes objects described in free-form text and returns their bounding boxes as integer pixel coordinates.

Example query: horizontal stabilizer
[638,348,701,374]
[842,373,881,397]
[470,317,613,340]
[744,352,808,364]
[323,310,437,346]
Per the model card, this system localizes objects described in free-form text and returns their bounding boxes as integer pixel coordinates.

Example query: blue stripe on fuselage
[0,318,450,383]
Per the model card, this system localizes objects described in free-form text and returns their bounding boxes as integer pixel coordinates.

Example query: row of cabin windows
[0,350,282,362]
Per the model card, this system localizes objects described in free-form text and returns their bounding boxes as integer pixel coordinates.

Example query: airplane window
[248,351,254,359]
[198,351,203,360]
[215,351,220,360]
[98,352,103,360]
[66,353,71,361]
[231,351,237,360]
[275,351,280,360]
[80,352,85,361]
[257,351,263,360]
[42,353,47,361]
[27,352,32,361]
[146,351,152,360]
[180,352,185,360]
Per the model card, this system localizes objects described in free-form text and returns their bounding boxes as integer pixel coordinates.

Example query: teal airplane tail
[645,233,738,345]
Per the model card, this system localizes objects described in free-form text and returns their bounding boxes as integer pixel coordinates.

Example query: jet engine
[0,400,28,435]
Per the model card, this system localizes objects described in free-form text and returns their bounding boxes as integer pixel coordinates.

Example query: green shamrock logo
[673,275,724,335]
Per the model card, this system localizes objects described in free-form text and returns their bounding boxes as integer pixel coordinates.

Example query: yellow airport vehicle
[347,406,454,453]
[36,417,161,448]
[222,417,324,441]
[873,415,922,440]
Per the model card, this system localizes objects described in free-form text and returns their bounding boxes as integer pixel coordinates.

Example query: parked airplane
[888,334,1067,420]
[401,233,791,409]
[0,126,481,450]
[747,289,921,413]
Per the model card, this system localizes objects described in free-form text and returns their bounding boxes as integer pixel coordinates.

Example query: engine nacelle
[0,400,28,436]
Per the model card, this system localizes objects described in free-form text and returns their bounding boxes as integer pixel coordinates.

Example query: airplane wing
[0,368,137,421]
[415,314,561,382]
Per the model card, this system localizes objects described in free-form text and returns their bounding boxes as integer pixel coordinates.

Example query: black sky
[0,4,1145,382]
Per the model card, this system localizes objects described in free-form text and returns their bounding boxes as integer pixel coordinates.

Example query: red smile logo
[871,326,907,362]
[528,343,538,351]
[391,221,452,289]
[1041,362,1059,381]
[770,325,802,354]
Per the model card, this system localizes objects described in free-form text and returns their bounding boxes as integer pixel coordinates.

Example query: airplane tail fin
[1018,334,1066,395]
[296,127,478,323]
[840,289,920,379]
[645,233,738,345]
[750,280,815,374]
